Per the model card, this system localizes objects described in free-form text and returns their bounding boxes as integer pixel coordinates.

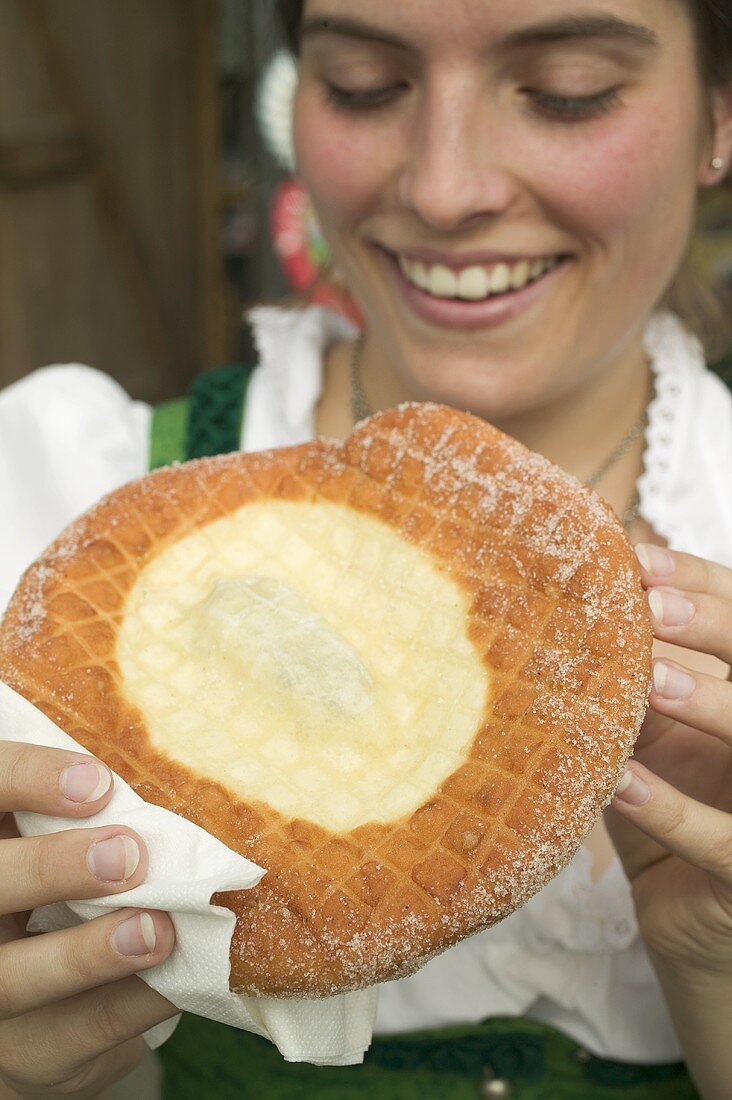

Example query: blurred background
[2,0,732,403]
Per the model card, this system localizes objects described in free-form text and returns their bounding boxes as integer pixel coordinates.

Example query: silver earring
[711,156,724,171]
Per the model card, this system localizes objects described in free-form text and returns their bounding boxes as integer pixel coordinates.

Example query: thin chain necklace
[349,331,648,531]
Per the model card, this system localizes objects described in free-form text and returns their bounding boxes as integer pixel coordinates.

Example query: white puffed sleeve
[0,365,151,611]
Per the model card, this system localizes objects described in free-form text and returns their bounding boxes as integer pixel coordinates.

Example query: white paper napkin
[0,680,378,1065]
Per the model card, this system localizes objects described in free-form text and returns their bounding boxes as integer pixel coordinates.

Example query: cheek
[294,89,390,229]
[532,101,699,264]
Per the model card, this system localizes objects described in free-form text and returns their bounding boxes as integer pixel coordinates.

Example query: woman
[0,1,730,1097]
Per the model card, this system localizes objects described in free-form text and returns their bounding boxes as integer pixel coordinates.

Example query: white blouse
[2,305,731,1064]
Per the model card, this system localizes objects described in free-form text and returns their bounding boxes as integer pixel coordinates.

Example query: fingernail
[87,836,140,882]
[111,913,157,956]
[60,761,112,803]
[635,544,675,577]
[648,589,694,627]
[614,767,650,807]
[653,660,695,700]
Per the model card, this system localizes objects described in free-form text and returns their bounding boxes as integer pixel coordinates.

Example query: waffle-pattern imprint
[0,404,652,997]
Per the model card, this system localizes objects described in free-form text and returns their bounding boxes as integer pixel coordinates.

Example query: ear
[698,80,732,187]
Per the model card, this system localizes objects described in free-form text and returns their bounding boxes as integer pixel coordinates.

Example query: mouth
[394,251,569,301]
[376,246,574,330]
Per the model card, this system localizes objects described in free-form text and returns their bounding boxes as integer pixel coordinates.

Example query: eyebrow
[504,14,660,50]
[299,13,660,52]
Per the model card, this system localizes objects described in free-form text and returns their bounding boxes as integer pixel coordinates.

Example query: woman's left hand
[604,543,732,974]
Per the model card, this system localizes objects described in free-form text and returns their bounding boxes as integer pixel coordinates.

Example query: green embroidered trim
[584,1054,689,1088]
[367,1018,688,1086]
[186,364,252,460]
[160,1013,700,1099]
[149,363,254,471]
[369,1019,544,1079]
[148,396,189,470]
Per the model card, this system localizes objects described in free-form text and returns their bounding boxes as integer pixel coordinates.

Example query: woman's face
[294,1,732,416]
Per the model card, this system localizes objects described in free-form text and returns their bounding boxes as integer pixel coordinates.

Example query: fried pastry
[0,403,652,996]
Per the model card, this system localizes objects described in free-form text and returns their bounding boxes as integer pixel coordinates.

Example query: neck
[489,342,651,482]
[356,328,652,485]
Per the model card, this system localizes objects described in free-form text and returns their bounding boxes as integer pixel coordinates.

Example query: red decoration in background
[270,178,363,327]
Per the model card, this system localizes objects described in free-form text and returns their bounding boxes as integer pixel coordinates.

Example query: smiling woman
[292,4,722,439]
[1,1,732,1099]
[256,0,732,1096]
[288,3,731,343]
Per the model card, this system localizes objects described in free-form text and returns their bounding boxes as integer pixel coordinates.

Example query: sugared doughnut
[0,403,652,996]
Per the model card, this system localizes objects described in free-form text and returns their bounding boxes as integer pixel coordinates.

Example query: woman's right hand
[0,742,178,1098]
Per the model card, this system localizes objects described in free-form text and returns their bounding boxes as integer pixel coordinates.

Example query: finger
[645,587,732,667]
[650,658,732,749]
[635,544,732,603]
[0,908,175,1020]
[0,973,177,1091]
[610,759,732,884]
[0,825,148,916]
[0,742,112,816]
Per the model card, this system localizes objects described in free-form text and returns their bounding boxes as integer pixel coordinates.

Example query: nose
[396,81,521,231]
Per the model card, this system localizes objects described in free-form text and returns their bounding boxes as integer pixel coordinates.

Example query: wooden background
[0,0,236,402]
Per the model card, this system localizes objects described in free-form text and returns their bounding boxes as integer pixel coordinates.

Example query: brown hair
[664,1,732,361]
[276,0,732,361]
[277,0,302,54]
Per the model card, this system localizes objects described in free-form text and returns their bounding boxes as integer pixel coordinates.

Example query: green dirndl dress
[150,364,701,1100]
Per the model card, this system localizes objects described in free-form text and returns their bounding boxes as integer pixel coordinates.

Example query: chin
[399,351,554,422]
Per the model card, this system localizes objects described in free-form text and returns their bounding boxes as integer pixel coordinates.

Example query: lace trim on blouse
[638,311,706,550]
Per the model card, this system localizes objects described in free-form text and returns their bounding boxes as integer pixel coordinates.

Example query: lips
[376,246,573,331]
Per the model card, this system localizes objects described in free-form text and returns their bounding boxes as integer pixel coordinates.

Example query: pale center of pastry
[118,499,488,831]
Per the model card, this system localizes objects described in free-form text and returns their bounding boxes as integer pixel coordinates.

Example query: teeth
[489,263,511,294]
[412,260,430,289]
[429,264,457,297]
[399,253,559,300]
[457,266,489,300]
[511,259,530,289]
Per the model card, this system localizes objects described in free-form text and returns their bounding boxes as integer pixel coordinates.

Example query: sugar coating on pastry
[0,403,652,997]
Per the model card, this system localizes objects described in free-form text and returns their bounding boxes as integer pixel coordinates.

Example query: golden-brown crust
[0,403,652,996]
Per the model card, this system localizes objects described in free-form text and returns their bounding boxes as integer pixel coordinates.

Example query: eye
[528,86,623,121]
[324,82,406,111]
